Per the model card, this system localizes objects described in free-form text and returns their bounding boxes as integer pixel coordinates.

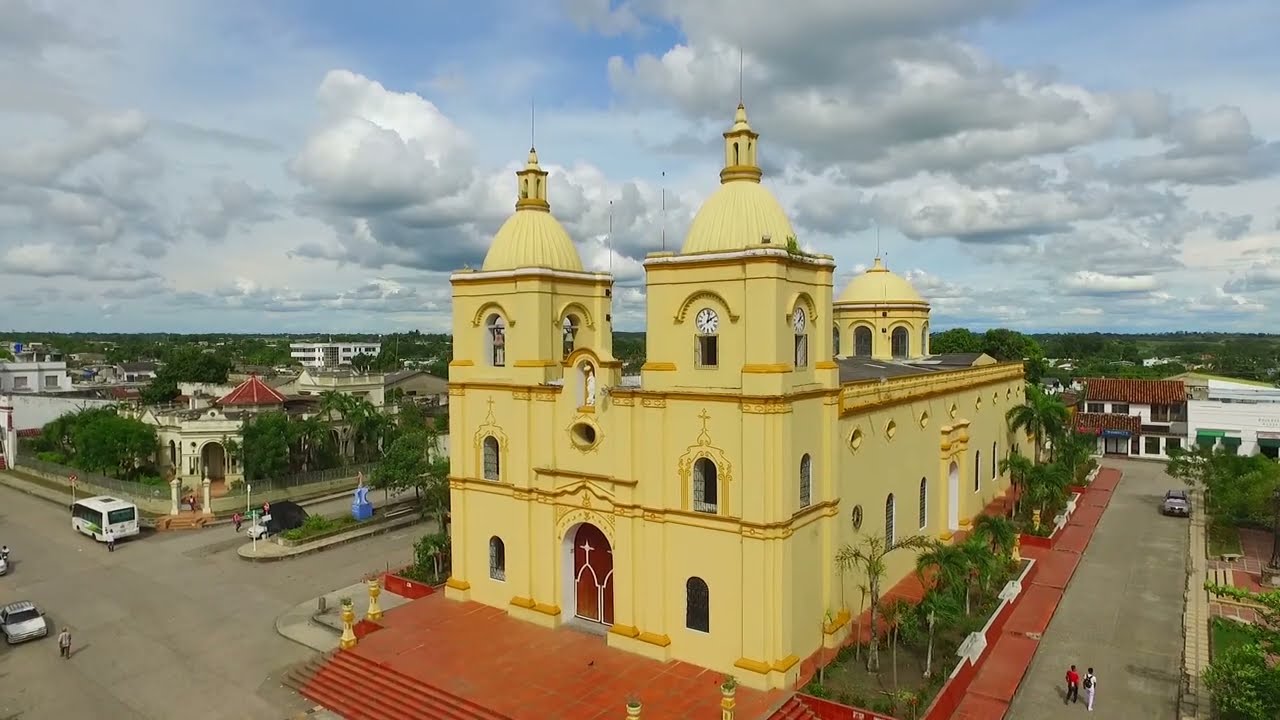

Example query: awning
[1101,429,1131,438]
[1196,436,1215,449]
[1222,436,1242,447]
[1260,438,1280,450]
[1197,429,1227,439]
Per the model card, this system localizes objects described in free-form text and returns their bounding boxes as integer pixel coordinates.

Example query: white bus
[71,496,141,542]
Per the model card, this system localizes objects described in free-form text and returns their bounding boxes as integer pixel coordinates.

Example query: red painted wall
[383,572,435,599]
[795,695,899,720]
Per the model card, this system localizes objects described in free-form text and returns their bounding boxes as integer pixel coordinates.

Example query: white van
[71,496,141,542]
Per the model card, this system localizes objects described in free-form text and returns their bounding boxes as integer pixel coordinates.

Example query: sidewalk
[945,467,1120,720]
[1179,485,1212,720]
[275,580,414,653]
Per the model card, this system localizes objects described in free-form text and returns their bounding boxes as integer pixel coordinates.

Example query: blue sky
[0,0,1277,334]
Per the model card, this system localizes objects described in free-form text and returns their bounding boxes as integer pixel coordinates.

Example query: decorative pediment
[677,409,733,487]
[472,398,509,449]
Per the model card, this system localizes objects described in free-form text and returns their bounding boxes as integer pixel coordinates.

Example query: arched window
[520,179,528,199]
[168,440,177,466]
[792,308,808,368]
[799,454,812,508]
[733,142,740,166]
[992,441,998,480]
[488,536,506,581]
[485,314,506,367]
[918,477,928,529]
[974,450,981,492]
[686,577,710,633]
[693,457,718,514]
[891,327,909,359]
[482,436,501,481]
[922,322,930,356]
[854,326,873,357]
[562,315,580,361]
[832,324,841,358]
[885,494,896,546]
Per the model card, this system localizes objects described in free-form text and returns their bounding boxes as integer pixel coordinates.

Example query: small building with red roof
[217,374,287,407]
[1078,377,1188,458]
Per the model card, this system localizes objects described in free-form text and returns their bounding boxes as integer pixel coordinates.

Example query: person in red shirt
[1065,665,1080,704]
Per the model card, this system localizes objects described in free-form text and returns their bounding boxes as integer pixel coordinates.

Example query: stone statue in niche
[581,362,597,406]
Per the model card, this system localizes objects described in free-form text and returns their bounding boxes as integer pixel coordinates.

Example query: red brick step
[301,649,512,720]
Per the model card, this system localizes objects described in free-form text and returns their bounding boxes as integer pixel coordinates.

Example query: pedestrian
[232,511,243,533]
[1083,667,1097,711]
[105,529,115,552]
[58,627,71,658]
[1065,664,1080,704]
[262,501,270,517]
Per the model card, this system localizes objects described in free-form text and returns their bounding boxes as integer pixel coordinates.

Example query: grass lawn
[1208,523,1244,558]
[1211,616,1254,658]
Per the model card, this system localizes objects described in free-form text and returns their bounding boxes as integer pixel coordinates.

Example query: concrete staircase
[299,650,512,720]
[155,513,211,531]
[768,696,820,720]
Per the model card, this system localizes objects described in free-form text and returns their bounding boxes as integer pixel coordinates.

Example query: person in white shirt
[1083,667,1097,711]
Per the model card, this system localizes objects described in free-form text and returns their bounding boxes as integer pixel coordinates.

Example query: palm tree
[1005,384,1068,464]
[879,597,912,689]
[919,590,962,678]
[840,532,934,672]
[959,537,998,613]
[1024,462,1071,523]
[915,541,969,599]
[1054,430,1095,485]
[972,514,1018,558]
[1000,452,1035,516]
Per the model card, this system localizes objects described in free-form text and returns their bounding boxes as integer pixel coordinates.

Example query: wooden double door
[572,523,614,625]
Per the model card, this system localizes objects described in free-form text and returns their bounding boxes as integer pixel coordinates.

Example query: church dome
[682,181,796,255]
[837,257,927,305]
[483,211,583,272]
[681,104,796,255]
[481,148,584,272]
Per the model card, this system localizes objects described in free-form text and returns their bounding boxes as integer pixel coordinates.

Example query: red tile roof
[1082,378,1185,405]
[218,374,287,406]
[1076,412,1141,434]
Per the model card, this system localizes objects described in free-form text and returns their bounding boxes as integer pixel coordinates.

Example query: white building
[0,350,73,393]
[289,342,382,368]
[1183,374,1280,460]
[1075,378,1189,459]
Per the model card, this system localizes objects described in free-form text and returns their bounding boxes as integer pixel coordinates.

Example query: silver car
[1163,490,1192,517]
[1,601,49,644]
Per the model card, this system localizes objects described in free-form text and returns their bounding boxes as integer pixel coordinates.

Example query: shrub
[280,515,355,542]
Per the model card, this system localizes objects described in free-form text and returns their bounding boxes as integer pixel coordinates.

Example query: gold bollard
[339,598,358,650]
[1032,509,1042,530]
[366,578,383,621]
[720,676,737,720]
[1012,534,1022,563]
[625,697,641,719]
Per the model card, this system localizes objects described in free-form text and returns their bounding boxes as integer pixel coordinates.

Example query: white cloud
[1060,271,1159,295]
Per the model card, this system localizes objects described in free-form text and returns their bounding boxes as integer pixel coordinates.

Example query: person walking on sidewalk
[1083,667,1097,711]
[58,627,72,658]
[1065,664,1080,704]
[232,512,243,533]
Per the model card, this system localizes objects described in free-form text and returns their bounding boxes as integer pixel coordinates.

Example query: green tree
[1005,384,1068,463]
[838,532,933,672]
[1204,585,1280,718]
[70,412,158,481]
[370,428,450,529]
[1000,452,1035,515]
[972,514,1018,557]
[351,352,374,373]
[879,596,912,689]
[915,541,970,600]
[918,590,962,679]
[1170,447,1280,527]
[0,347,13,361]
[240,412,292,482]
[929,328,984,354]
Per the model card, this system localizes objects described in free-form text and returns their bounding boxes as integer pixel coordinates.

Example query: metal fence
[261,463,378,489]
[17,457,168,500]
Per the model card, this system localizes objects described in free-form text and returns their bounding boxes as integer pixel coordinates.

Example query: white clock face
[792,307,806,333]
[695,308,719,334]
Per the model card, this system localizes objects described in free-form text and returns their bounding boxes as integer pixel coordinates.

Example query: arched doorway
[947,461,960,530]
[168,440,177,468]
[201,443,226,481]
[563,523,614,625]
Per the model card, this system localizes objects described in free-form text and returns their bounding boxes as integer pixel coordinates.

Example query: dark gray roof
[119,362,157,372]
[836,354,986,383]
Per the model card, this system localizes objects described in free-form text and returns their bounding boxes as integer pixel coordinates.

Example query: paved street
[1006,459,1188,719]
[0,482,421,720]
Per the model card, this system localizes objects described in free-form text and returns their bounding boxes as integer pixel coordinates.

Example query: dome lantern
[480,146,584,272]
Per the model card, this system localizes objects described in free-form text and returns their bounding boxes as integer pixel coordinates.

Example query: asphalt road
[1005,459,1189,719]
[0,484,421,720]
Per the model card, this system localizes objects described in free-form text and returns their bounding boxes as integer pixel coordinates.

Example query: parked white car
[1,601,49,644]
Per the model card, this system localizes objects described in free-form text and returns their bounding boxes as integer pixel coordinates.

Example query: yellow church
[444,102,1029,691]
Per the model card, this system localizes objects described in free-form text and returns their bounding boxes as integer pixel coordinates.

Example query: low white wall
[4,393,116,431]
